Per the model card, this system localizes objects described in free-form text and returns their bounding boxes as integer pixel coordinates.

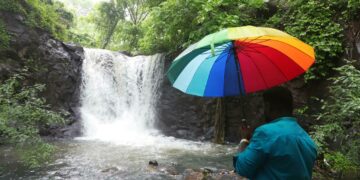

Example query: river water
[0,49,237,179]
[1,139,235,179]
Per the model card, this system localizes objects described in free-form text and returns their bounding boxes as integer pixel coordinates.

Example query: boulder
[0,11,84,137]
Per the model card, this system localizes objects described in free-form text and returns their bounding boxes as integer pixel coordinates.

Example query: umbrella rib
[238,43,271,49]
[222,47,233,96]
[237,49,270,89]
[231,43,246,95]
[243,38,270,44]
[235,36,268,46]
[200,43,232,56]
[249,38,314,60]
[235,39,272,50]
[244,46,289,82]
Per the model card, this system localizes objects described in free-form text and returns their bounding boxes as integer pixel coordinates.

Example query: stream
[0,48,237,179]
[1,139,236,179]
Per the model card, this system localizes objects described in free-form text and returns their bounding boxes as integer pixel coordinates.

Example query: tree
[93,0,161,50]
[93,0,125,49]
[139,0,265,54]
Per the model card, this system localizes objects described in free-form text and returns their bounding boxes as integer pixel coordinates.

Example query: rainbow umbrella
[167,26,315,97]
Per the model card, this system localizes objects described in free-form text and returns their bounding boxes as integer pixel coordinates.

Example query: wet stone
[101,167,119,173]
[149,160,158,166]
[183,169,204,180]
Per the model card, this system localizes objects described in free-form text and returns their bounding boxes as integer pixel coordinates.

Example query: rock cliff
[0,11,84,137]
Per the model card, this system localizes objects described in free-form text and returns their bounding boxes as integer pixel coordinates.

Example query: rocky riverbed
[146,162,245,180]
[0,138,245,180]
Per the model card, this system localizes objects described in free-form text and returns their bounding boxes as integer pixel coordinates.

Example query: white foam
[80,49,170,146]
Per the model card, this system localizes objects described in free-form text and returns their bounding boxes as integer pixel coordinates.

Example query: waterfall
[79,48,164,145]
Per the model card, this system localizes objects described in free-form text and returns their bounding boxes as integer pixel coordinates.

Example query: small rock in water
[215,169,247,180]
[182,168,246,180]
[101,167,119,173]
[159,166,179,176]
[183,169,204,180]
[200,166,217,173]
[148,160,158,166]
[147,160,159,173]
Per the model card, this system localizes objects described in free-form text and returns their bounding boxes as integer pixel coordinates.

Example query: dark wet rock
[146,161,179,176]
[159,166,179,176]
[149,160,159,166]
[176,129,189,137]
[0,11,84,137]
[183,169,204,180]
[214,170,246,180]
[157,57,217,140]
[200,167,217,174]
[118,50,132,56]
[182,168,245,180]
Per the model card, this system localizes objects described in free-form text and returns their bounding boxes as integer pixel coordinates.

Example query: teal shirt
[235,117,317,180]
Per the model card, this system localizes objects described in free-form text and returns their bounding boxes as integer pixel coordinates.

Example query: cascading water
[1,48,235,179]
[80,48,164,145]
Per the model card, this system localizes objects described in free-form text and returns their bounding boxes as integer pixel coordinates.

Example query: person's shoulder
[253,123,272,137]
[255,121,277,132]
[254,117,294,134]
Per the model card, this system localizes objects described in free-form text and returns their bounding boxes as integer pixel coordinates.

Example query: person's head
[263,87,293,122]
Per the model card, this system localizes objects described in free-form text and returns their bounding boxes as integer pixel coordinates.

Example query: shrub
[0,69,65,167]
[0,19,10,49]
[266,0,345,81]
[0,0,73,41]
[312,63,360,175]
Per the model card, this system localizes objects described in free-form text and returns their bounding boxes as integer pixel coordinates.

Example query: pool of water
[0,138,237,179]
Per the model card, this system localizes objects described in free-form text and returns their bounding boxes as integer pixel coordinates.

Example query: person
[233,87,317,180]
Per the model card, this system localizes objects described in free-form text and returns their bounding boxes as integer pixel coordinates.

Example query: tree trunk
[102,20,119,49]
[213,98,225,144]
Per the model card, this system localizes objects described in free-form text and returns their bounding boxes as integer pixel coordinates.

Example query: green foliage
[24,0,74,40]
[313,63,360,175]
[266,0,345,80]
[112,21,143,51]
[311,122,343,154]
[324,152,357,174]
[139,0,266,54]
[193,0,265,45]
[319,65,360,123]
[0,0,26,14]
[139,0,202,54]
[87,0,160,51]
[346,0,360,20]
[92,0,125,49]
[0,20,10,49]
[19,143,55,168]
[0,0,74,41]
[0,69,65,167]
[67,12,99,48]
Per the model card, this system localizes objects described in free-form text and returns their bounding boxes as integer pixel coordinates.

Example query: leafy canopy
[139,0,266,54]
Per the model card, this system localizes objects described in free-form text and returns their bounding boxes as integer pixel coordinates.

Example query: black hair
[263,86,293,116]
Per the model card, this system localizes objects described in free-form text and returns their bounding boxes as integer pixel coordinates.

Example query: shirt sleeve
[235,128,268,178]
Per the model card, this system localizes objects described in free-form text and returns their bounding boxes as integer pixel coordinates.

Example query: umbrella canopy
[167,26,315,97]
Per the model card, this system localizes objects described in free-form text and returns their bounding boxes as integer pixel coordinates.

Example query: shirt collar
[270,116,297,123]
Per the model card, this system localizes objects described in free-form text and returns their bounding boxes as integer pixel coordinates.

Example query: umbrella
[167,26,315,97]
